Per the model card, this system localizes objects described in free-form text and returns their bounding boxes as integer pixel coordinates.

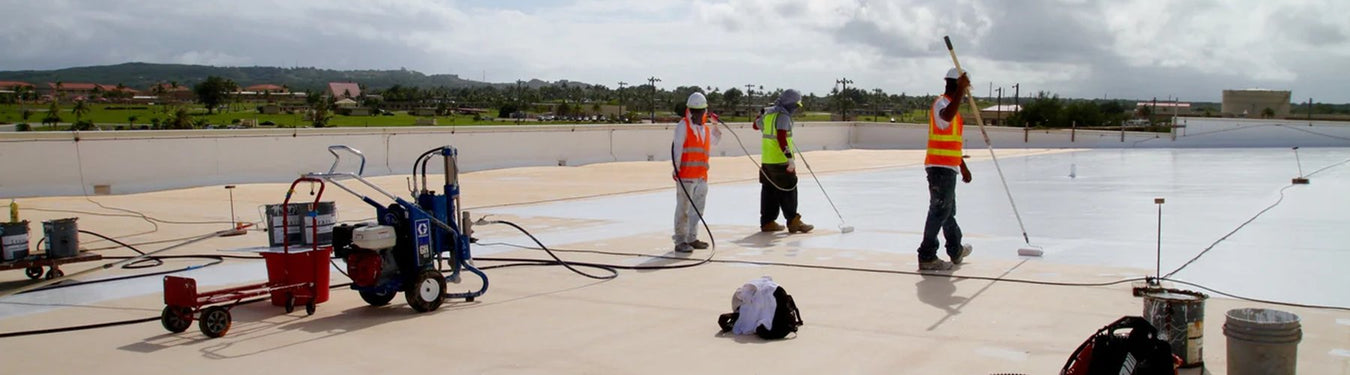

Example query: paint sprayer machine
[318,145,487,312]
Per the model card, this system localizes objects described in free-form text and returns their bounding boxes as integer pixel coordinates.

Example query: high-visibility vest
[760,112,796,164]
[677,117,712,179]
[925,95,964,168]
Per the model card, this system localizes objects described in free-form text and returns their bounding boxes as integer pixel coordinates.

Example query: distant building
[244,84,288,93]
[1222,89,1291,118]
[44,82,100,100]
[328,82,361,99]
[0,81,35,94]
[148,83,194,102]
[979,104,1022,126]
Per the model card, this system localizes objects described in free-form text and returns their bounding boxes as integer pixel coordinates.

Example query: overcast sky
[3,0,1348,102]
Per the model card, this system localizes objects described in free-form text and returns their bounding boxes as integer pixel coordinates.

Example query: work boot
[674,243,694,253]
[761,221,785,232]
[786,215,814,233]
[688,240,709,249]
[918,258,954,271]
[949,243,973,265]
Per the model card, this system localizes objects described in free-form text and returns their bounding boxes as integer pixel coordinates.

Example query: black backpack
[717,286,804,340]
[1061,316,1178,375]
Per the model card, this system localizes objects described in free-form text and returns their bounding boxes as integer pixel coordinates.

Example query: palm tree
[14,85,32,115]
[43,101,63,129]
[170,107,193,129]
[72,100,90,122]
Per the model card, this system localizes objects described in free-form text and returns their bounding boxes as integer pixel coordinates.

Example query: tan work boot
[760,221,785,232]
[786,215,814,233]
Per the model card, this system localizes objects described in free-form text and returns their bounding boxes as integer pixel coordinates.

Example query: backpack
[1061,316,1179,375]
[717,285,803,340]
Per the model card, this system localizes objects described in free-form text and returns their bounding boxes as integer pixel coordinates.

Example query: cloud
[1,0,1348,102]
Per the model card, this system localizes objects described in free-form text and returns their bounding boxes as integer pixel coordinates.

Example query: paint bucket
[1,220,30,261]
[42,218,79,258]
[301,201,336,246]
[1224,308,1301,375]
[1142,289,1207,368]
[265,203,308,247]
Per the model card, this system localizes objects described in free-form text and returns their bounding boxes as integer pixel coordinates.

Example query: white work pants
[673,178,708,244]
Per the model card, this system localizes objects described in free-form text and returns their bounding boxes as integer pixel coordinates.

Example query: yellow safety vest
[760,112,796,164]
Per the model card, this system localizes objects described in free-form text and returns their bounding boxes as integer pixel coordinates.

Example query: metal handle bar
[327,145,367,175]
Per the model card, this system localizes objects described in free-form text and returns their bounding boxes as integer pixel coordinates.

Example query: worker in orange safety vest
[917,68,975,271]
[672,92,721,253]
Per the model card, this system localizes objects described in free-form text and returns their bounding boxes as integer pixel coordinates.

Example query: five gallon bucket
[1142,289,1207,368]
[42,218,79,258]
[1,221,30,261]
[265,202,336,247]
[1224,308,1301,375]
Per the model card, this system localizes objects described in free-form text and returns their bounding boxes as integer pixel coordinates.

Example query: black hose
[78,229,164,269]
[479,220,617,279]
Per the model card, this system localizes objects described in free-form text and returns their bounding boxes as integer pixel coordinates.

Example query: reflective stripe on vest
[924,95,964,168]
[677,119,712,179]
[760,112,796,164]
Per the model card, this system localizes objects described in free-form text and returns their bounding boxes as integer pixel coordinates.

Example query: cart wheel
[198,306,232,338]
[25,266,43,280]
[45,268,64,280]
[284,294,295,314]
[305,301,316,316]
[160,306,193,333]
[405,270,446,313]
[359,290,396,306]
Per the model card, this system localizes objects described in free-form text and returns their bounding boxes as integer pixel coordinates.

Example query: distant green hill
[0,62,559,92]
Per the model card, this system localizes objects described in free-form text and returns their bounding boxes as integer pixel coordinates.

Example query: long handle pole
[943,36,1032,245]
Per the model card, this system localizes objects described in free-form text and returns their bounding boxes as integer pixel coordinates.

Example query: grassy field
[0,103,928,130]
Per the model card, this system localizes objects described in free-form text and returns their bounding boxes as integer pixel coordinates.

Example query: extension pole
[943,36,1039,256]
[1155,198,1164,282]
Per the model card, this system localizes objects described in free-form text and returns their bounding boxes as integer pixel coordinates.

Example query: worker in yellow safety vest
[672,92,721,253]
[917,68,975,271]
[756,89,813,234]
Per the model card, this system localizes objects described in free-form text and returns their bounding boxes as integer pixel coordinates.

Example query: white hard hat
[686,92,708,109]
[945,68,963,80]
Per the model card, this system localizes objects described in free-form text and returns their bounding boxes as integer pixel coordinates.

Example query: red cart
[159,177,332,338]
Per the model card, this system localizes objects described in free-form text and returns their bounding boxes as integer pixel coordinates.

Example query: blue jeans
[917,167,963,261]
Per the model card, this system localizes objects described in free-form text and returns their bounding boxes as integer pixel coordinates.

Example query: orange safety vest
[677,115,712,180]
[924,95,964,168]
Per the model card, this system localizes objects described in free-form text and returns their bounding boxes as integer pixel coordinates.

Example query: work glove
[786,158,796,174]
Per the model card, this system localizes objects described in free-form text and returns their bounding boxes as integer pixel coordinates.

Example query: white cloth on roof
[731,276,780,335]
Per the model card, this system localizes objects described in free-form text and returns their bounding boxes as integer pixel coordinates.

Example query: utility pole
[745,83,755,117]
[648,76,661,123]
[1308,98,1314,123]
[996,87,1003,126]
[836,78,853,120]
[1014,83,1022,141]
[617,81,627,121]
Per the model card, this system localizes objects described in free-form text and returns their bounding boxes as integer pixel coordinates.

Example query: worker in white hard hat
[671,92,722,252]
[916,67,974,271]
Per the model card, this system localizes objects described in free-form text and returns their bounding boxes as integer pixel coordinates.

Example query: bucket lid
[1226,308,1300,325]
[1143,288,1207,301]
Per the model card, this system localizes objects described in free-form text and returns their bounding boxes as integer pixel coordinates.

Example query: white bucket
[1223,308,1301,375]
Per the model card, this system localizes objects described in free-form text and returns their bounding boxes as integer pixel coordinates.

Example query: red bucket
[261,247,332,306]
